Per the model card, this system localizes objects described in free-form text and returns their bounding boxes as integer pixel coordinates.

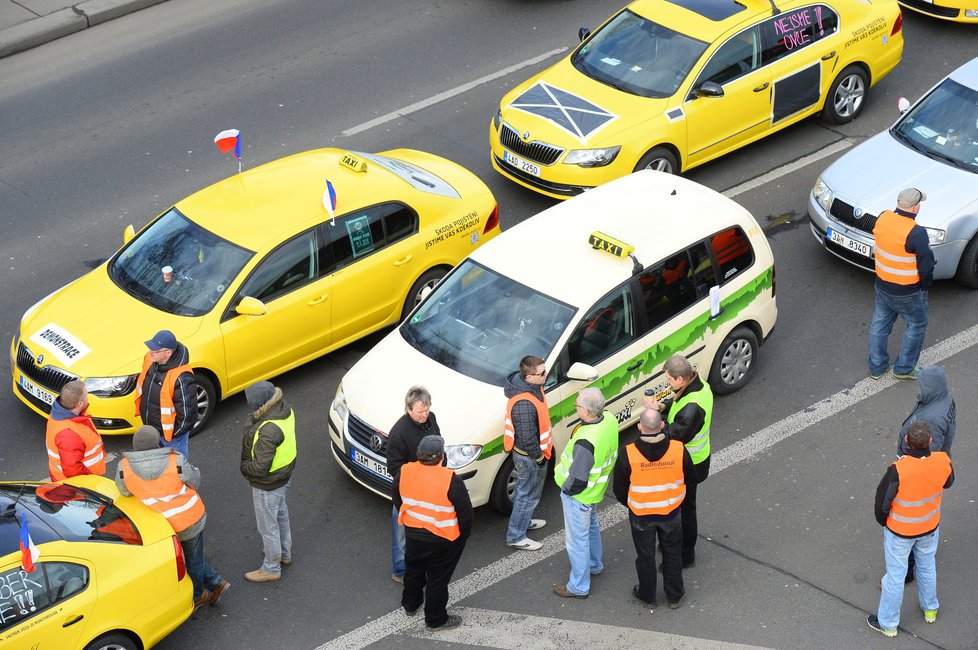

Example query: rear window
[710,226,754,283]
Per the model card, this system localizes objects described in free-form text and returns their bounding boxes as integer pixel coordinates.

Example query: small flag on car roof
[324,180,338,225]
[20,513,39,573]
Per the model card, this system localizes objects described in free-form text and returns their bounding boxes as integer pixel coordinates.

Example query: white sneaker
[508,537,543,551]
[528,519,547,530]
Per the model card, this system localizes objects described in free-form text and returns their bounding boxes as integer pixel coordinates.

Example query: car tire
[823,65,868,124]
[954,234,978,289]
[634,147,679,174]
[488,454,516,515]
[709,326,759,395]
[401,268,446,322]
[190,373,217,437]
[84,632,138,650]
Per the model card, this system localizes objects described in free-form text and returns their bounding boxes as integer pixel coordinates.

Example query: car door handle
[821,51,836,61]
[393,255,414,267]
[307,294,329,306]
[626,361,642,372]
[753,82,769,92]
[63,615,84,627]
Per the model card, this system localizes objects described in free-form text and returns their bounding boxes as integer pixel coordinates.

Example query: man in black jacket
[240,381,297,584]
[136,330,197,458]
[386,386,440,584]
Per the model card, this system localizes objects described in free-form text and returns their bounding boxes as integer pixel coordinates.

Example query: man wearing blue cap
[135,330,198,458]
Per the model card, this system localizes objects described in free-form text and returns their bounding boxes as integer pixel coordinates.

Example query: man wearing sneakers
[868,188,934,381]
[503,355,552,552]
[868,422,954,638]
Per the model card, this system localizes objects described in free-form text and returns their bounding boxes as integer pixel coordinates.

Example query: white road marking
[340,48,568,137]
[403,606,775,649]
[721,138,855,198]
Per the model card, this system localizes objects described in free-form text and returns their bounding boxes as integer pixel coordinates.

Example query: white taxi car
[329,171,777,511]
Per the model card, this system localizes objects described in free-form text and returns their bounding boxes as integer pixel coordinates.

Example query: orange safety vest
[121,453,205,534]
[134,352,194,441]
[503,390,553,459]
[625,440,686,516]
[397,462,461,541]
[873,210,920,286]
[45,414,106,481]
[887,452,952,537]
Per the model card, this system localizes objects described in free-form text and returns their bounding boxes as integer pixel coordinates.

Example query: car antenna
[768,0,781,14]
[1,483,30,519]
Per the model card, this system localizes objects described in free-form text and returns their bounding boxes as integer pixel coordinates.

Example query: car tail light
[172,535,187,581]
[891,11,902,35]
[482,203,500,235]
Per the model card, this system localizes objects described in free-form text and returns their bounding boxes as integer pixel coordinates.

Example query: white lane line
[403,606,775,650]
[317,322,978,650]
[341,48,568,138]
[721,138,854,198]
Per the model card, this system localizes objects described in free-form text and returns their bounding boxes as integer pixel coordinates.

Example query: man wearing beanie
[117,424,229,610]
[613,408,697,609]
[241,381,297,583]
[393,435,472,631]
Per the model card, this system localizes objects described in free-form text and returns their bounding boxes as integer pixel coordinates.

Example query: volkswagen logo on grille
[369,434,384,452]
[35,354,44,365]
[854,207,864,219]
[522,130,531,141]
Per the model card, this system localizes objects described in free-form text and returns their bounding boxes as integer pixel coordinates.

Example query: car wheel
[634,147,679,174]
[709,326,759,395]
[84,632,138,650]
[823,65,868,124]
[190,373,217,437]
[488,454,516,515]
[401,268,446,322]
[954,234,978,289]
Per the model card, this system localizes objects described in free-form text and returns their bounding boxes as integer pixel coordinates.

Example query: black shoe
[428,614,462,630]
[867,614,897,638]
[667,593,686,609]
[632,585,656,607]
[659,559,695,571]
[404,606,418,617]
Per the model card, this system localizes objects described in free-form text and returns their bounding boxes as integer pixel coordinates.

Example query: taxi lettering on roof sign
[340,153,368,172]
[329,170,778,513]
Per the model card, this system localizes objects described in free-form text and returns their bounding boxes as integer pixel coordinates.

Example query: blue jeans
[161,433,189,459]
[182,530,224,600]
[559,491,603,596]
[253,481,292,574]
[391,505,406,577]
[506,453,547,544]
[868,287,928,376]
[877,527,939,630]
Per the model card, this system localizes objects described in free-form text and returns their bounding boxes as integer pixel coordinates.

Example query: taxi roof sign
[589,231,634,259]
[340,153,368,173]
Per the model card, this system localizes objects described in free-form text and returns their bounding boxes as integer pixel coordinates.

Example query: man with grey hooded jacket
[898,365,956,457]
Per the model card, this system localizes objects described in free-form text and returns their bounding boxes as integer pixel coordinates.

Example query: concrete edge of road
[0,0,166,59]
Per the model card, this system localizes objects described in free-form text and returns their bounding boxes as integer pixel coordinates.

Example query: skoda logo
[854,207,864,219]
[369,434,384,452]
[522,130,531,141]
[35,354,44,365]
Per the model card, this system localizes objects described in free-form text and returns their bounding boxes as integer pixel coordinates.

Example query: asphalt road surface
[1,1,976,648]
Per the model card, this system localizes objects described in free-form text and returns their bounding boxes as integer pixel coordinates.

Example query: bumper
[898,0,978,22]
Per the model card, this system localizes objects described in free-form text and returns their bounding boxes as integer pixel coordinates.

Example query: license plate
[351,447,392,480]
[503,150,541,177]
[827,227,872,258]
[19,375,55,405]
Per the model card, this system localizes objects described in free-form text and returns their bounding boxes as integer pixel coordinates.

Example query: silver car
[808,56,978,288]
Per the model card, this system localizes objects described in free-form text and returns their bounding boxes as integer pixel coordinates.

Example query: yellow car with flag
[11,149,499,435]
[490,0,904,199]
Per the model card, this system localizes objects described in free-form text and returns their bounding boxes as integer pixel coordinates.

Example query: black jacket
[392,465,473,542]
[386,412,440,487]
[138,342,197,439]
[874,447,954,537]
[240,388,296,491]
[612,435,698,521]
[662,374,708,450]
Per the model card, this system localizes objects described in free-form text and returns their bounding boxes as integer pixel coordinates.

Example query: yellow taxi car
[489,0,904,199]
[898,0,978,22]
[11,149,499,434]
[0,476,192,649]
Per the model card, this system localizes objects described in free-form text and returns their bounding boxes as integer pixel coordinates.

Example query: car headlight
[332,384,348,421]
[493,109,502,131]
[85,374,138,397]
[564,146,621,167]
[812,177,833,212]
[966,9,978,17]
[444,444,482,470]
[924,227,946,247]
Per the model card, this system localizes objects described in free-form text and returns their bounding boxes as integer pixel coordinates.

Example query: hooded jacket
[898,366,956,456]
[137,342,198,439]
[240,387,296,491]
[115,447,205,541]
[503,371,546,460]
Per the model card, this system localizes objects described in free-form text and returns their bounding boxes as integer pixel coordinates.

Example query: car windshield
[891,78,978,174]
[570,10,708,98]
[109,209,253,317]
[400,260,577,386]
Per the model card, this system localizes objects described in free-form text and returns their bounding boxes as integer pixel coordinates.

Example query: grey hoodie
[115,447,206,541]
[898,365,956,456]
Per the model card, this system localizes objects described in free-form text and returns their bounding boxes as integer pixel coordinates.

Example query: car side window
[710,226,755,283]
[382,203,418,247]
[567,286,636,367]
[0,562,89,632]
[238,230,320,303]
[324,206,386,272]
[760,5,839,65]
[697,27,761,87]
[635,250,698,333]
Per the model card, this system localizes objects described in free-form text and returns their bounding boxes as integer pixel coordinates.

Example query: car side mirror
[578,26,591,42]
[567,361,599,382]
[897,97,910,113]
[235,296,267,316]
[693,81,724,99]
[123,224,135,245]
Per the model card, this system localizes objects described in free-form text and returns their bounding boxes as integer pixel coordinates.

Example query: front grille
[900,0,959,17]
[826,239,875,270]
[17,343,77,392]
[499,123,564,165]
[332,440,393,495]
[829,199,878,235]
[494,156,586,197]
[348,412,388,456]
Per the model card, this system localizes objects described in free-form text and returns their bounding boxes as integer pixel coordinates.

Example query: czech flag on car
[20,513,39,572]
[214,129,241,160]
[323,180,337,222]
